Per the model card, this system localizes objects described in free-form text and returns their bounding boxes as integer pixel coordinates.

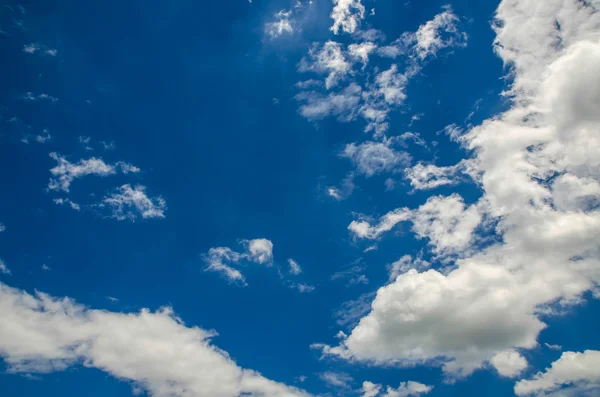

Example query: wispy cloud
[101,184,166,221]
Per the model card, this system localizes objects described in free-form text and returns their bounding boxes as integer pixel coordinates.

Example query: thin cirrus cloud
[48,153,140,192]
[22,43,57,56]
[0,282,312,397]
[313,0,600,381]
[100,184,166,221]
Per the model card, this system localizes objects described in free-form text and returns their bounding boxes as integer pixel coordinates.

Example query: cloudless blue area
[1,0,599,396]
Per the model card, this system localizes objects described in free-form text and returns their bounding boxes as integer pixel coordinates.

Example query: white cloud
[243,238,274,265]
[48,153,119,192]
[343,141,411,177]
[299,41,352,89]
[361,381,382,397]
[318,371,353,389]
[374,65,409,106]
[387,255,429,282]
[327,173,356,201]
[545,343,562,351]
[314,0,600,379]
[203,247,246,285]
[288,258,302,275]
[411,194,483,258]
[291,283,315,293]
[41,264,50,271]
[20,92,58,103]
[348,42,377,65]
[0,223,5,232]
[102,185,166,221]
[266,10,294,38]
[382,381,433,397]
[404,161,473,191]
[348,208,411,240]
[202,239,275,285]
[0,282,311,397]
[23,43,57,56]
[296,83,362,122]
[34,129,52,144]
[412,6,466,59]
[490,350,528,378]
[0,259,10,275]
[515,350,600,396]
[330,0,365,35]
[53,198,81,211]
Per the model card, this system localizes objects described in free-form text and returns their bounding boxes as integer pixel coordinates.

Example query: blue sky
[1,0,600,396]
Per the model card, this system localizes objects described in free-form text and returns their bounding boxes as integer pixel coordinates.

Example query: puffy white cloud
[348,42,377,65]
[299,41,352,89]
[288,259,302,275]
[382,381,433,397]
[0,259,10,275]
[490,350,528,378]
[0,282,311,397]
[314,0,600,379]
[330,0,365,35]
[374,65,409,106]
[243,238,274,265]
[515,350,600,396]
[412,6,466,59]
[361,381,382,397]
[411,194,483,257]
[266,10,294,38]
[343,141,411,177]
[102,184,166,221]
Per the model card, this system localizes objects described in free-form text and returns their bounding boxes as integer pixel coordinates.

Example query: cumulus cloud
[296,8,467,135]
[101,185,166,221]
[0,282,311,397]
[514,350,600,396]
[489,350,528,378]
[361,381,382,397]
[412,6,466,59]
[330,0,365,35]
[202,239,275,285]
[243,238,274,265]
[266,10,294,38]
[314,0,600,379]
[361,381,433,397]
[348,42,377,65]
[299,41,352,89]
